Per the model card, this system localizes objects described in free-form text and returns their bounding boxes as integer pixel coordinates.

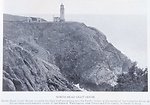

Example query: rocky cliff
[3,38,79,91]
[3,14,134,91]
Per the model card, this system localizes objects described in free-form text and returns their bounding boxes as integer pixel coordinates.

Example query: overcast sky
[3,0,147,67]
[4,0,147,15]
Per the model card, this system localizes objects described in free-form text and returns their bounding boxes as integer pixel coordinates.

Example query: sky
[4,0,147,15]
[3,0,147,67]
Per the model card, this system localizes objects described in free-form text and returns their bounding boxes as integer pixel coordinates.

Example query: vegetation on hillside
[114,63,148,91]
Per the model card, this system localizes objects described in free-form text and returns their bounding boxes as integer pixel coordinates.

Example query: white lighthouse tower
[60,3,65,22]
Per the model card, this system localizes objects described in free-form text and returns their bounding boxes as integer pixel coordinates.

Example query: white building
[53,3,65,22]
[27,17,42,23]
[60,3,65,21]
[53,17,60,22]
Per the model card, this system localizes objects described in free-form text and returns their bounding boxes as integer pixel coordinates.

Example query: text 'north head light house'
[53,3,65,22]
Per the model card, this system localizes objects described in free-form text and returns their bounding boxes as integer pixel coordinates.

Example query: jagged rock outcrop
[3,39,79,91]
[3,14,133,91]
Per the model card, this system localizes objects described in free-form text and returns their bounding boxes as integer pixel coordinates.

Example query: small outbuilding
[27,17,42,23]
[53,17,61,22]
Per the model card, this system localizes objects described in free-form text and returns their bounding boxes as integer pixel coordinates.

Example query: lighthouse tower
[60,3,65,22]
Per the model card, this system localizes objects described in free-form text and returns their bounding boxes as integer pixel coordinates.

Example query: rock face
[3,39,78,91]
[3,14,132,91]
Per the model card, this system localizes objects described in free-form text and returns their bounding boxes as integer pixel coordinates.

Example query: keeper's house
[27,17,42,23]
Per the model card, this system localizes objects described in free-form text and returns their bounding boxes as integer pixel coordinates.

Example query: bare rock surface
[3,39,78,91]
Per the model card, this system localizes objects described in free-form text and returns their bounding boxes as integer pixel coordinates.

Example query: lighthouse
[53,3,65,22]
[60,3,65,22]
